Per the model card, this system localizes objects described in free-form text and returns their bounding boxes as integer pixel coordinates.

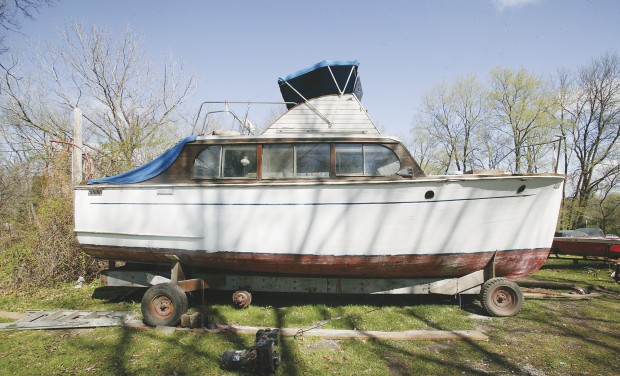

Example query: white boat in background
[74,60,564,322]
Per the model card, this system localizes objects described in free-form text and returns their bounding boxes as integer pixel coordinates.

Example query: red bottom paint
[552,238,620,259]
[82,245,550,280]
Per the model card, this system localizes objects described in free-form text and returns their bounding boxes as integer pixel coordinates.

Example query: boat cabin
[145,135,424,185]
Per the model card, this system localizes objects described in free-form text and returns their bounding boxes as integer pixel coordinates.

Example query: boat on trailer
[75,60,564,324]
[552,228,620,259]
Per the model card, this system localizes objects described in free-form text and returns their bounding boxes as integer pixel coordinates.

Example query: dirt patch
[520,363,548,376]
[420,342,452,353]
[384,355,410,376]
[304,339,341,352]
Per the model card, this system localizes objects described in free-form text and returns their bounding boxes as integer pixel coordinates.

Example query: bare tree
[488,67,555,173]
[551,68,580,228]
[417,82,457,173]
[558,53,620,227]
[415,75,487,174]
[0,53,69,169]
[56,24,197,173]
[408,121,441,174]
[0,23,197,176]
[0,0,53,54]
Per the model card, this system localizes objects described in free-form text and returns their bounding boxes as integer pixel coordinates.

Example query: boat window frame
[262,143,296,179]
[192,143,259,180]
[294,143,331,179]
[262,143,332,179]
[192,145,223,179]
[335,143,401,177]
[190,140,409,182]
[221,144,258,179]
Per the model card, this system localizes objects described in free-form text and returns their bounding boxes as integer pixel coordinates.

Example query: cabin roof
[195,133,402,142]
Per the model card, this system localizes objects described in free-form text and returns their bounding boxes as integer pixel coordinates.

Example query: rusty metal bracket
[484,252,497,281]
[164,257,213,293]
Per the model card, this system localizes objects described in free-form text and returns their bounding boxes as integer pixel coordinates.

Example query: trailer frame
[99,252,524,326]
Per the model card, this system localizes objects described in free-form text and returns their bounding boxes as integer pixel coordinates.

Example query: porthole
[517,185,526,194]
[425,190,435,200]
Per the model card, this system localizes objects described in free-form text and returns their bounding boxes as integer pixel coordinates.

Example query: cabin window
[364,144,400,176]
[336,144,364,175]
[263,143,330,179]
[223,145,257,178]
[263,144,295,178]
[335,144,400,176]
[296,144,330,178]
[193,145,257,179]
[193,146,222,178]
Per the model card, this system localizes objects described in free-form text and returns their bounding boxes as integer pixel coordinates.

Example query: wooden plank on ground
[522,291,599,300]
[224,325,488,341]
[515,278,579,289]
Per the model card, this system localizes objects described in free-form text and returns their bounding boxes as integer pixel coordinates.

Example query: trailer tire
[141,283,188,327]
[481,277,523,317]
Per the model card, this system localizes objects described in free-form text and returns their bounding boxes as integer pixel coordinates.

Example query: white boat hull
[75,175,563,279]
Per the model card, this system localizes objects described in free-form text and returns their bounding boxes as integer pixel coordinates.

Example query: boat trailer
[100,253,524,327]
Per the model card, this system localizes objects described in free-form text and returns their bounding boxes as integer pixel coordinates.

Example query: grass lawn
[0,257,619,375]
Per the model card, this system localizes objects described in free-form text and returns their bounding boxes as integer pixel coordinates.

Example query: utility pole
[72,108,83,185]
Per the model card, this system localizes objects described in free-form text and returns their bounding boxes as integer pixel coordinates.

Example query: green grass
[1,257,619,375]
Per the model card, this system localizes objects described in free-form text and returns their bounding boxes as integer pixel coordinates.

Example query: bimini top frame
[266,60,380,135]
[277,60,363,109]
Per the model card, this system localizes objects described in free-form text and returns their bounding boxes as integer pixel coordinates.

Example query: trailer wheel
[232,290,252,308]
[481,278,523,317]
[141,283,188,326]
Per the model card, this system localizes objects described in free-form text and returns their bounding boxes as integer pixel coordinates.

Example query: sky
[5,0,620,139]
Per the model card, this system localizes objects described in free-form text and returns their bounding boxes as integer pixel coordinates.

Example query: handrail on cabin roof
[191,101,296,135]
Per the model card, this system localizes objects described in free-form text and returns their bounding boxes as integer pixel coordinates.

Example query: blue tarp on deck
[87,135,197,185]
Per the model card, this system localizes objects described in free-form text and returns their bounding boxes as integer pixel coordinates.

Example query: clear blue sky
[6,0,620,138]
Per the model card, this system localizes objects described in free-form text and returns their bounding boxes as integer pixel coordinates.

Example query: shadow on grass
[91,286,145,303]
[541,258,615,271]
[192,290,467,310]
[84,269,620,375]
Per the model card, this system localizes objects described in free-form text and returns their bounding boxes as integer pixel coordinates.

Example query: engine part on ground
[221,328,280,374]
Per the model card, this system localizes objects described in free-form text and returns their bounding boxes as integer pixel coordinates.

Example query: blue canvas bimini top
[278,60,360,82]
[278,60,362,109]
[87,135,197,185]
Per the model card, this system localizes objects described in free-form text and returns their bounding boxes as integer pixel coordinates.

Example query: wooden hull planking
[82,245,550,279]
